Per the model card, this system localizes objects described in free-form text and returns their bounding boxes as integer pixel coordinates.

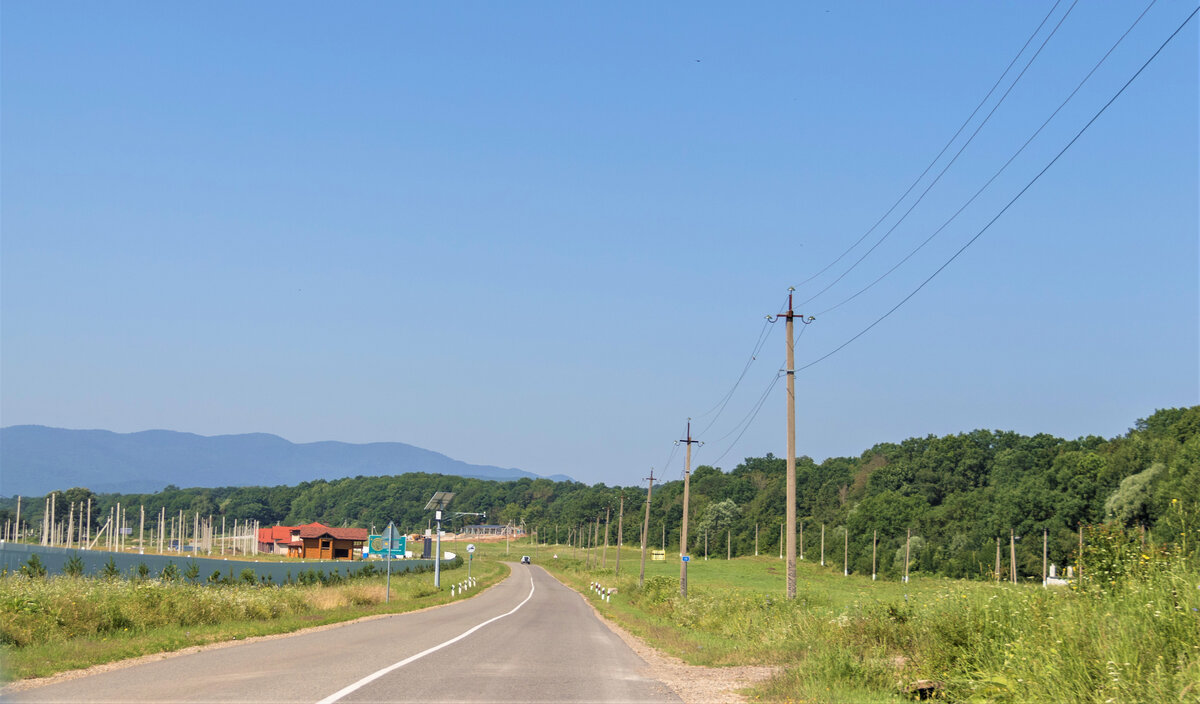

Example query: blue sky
[3,2,1197,488]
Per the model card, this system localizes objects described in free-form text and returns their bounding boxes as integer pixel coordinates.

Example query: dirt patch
[579,594,779,704]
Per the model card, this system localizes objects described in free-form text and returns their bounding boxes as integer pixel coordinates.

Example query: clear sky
[3,2,1197,488]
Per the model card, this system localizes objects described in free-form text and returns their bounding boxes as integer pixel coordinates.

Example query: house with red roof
[257,522,368,560]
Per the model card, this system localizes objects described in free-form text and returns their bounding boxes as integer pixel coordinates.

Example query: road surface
[4,564,681,703]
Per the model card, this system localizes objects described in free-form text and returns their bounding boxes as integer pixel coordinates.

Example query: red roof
[258,522,366,544]
[298,523,368,541]
[258,525,300,545]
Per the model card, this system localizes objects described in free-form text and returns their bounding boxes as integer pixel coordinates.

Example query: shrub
[100,557,120,579]
[160,563,179,581]
[20,555,46,579]
[184,562,201,583]
[240,569,257,585]
[63,555,85,578]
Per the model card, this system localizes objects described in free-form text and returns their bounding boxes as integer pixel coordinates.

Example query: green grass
[0,557,508,683]
[524,539,1200,703]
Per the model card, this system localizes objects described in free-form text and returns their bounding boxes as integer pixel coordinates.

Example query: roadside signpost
[382,522,400,603]
[467,543,475,581]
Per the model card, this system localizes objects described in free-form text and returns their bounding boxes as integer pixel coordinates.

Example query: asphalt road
[4,564,681,704]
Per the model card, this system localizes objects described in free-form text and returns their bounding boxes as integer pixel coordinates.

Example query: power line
[792,0,1070,294]
[799,0,1081,309]
[703,320,815,467]
[817,0,1162,318]
[795,3,1199,375]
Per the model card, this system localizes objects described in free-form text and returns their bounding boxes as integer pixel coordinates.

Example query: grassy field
[0,553,508,683]
[522,539,1200,703]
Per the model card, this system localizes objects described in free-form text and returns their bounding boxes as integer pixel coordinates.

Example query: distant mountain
[0,426,573,496]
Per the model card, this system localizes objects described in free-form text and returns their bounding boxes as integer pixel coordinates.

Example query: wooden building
[257,522,368,560]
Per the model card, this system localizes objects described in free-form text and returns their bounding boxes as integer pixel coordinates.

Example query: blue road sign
[682,555,690,562]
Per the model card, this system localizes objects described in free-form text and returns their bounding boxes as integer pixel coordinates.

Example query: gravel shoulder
[578,593,780,704]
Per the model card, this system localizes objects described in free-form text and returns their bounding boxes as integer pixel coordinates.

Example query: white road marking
[314,572,536,704]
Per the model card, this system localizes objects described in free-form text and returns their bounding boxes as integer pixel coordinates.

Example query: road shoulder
[563,577,779,704]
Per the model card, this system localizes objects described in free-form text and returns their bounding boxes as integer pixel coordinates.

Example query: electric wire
[817,0,1160,318]
[799,0,1081,308]
[701,323,814,468]
[694,317,777,437]
[796,3,1199,374]
[793,0,1068,292]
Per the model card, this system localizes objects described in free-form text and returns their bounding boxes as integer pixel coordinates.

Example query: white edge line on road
[314,571,536,704]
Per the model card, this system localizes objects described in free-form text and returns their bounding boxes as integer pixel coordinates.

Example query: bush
[100,557,120,579]
[160,563,179,581]
[63,555,84,578]
[20,555,46,579]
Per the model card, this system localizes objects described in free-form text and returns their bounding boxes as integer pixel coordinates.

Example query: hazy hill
[0,426,571,496]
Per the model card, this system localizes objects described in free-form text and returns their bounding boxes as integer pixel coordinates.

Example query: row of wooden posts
[540,517,1084,586]
[3,494,261,557]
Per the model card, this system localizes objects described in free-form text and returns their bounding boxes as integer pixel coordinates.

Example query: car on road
[520,555,531,564]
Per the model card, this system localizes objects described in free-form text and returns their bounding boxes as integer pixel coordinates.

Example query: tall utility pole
[771,288,812,600]
[639,469,655,588]
[615,493,624,577]
[677,420,702,598]
[602,504,611,568]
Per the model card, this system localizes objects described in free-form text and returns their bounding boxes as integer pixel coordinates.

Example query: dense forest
[4,407,1197,580]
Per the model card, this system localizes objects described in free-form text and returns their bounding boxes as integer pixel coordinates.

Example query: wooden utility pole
[843,527,848,576]
[139,506,145,554]
[995,536,1002,582]
[727,529,731,560]
[677,420,702,598]
[602,505,611,568]
[615,493,624,577]
[820,523,825,566]
[1042,528,1048,588]
[904,529,911,583]
[781,290,798,598]
[779,523,783,559]
[755,523,759,556]
[639,469,655,588]
[1078,523,1084,583]
[872,530,877,581]
[591,516,600,569]
[1010,530,1017,584]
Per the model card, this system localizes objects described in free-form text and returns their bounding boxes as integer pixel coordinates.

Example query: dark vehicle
[520,555,531,564]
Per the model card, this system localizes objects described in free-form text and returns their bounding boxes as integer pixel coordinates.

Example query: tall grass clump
[0,575,312,648]
[908,526,1200,703]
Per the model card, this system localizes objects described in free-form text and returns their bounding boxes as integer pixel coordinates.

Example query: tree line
[4,406,1196,579]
